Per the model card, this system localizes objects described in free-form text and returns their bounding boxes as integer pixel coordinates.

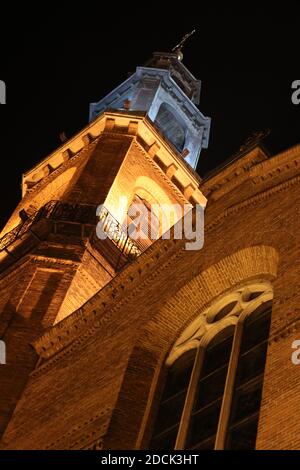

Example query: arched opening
[185,326,235,450]
[224,304,272,449]
[148,283,273,450]
[132,78,158,110]
[126,194,159,251]
[124,177,183,246]
[154,103,186,152]
[149,349,196,450]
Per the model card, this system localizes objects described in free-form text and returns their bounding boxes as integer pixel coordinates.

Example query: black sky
[0,6,299,228]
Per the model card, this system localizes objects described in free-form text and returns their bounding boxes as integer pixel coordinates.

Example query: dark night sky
[0,6,299,229]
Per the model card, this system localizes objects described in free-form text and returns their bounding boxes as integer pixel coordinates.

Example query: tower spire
[171,29,196,61]
[89,41,210,169]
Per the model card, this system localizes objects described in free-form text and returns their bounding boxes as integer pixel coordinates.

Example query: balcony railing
[97,206,141,260]
[0,217,35,251]
[0,202,142,269]
[0,201,98,252]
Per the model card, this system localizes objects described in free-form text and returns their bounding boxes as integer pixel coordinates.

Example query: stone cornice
[250,143,300,184]
[201,143,300,202]
[22,139,99,199]
[206,171,300,233]
[21,112,203,206]
[30,255,79,269]
[201,146,268,197]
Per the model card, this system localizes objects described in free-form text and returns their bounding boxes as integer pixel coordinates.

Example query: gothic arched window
[149,283,273,450]
[150,349,196,450]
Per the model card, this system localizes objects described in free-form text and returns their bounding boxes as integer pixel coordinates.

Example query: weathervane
[171,29,196,61]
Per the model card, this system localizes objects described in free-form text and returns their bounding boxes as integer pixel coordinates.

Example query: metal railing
[0,202,141,269]
[0,217,35,251]
[0,200,98,252]
[97,206,141,261]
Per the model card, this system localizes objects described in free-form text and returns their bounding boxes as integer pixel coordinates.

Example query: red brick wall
[1,136,299,449]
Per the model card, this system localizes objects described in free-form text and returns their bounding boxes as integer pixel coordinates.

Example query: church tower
[0,48,210,440]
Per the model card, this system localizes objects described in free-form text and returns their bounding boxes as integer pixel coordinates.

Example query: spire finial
[239,129,271,152]
[171,29,196,61]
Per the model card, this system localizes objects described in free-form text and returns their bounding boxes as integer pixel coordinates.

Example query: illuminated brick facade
[0,52,299,450]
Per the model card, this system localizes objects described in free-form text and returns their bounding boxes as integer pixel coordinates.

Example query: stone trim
[23,139,99,198]
[132,140,188,204]
[167,281,273,365]
[269,316,300,344]
[206,172,300,233]
[201,143,300,201]
[43,406,111,450]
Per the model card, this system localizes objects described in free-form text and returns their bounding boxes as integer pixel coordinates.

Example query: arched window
[132,78,158,110]
[149,283,273,450]
[224,305,271,449]
[185,326,235,450]
[126,195,159,251]
[150,349,196,450]
[154,103,186,152]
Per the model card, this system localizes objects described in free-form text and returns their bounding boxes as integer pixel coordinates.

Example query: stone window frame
[153,281,273,450]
